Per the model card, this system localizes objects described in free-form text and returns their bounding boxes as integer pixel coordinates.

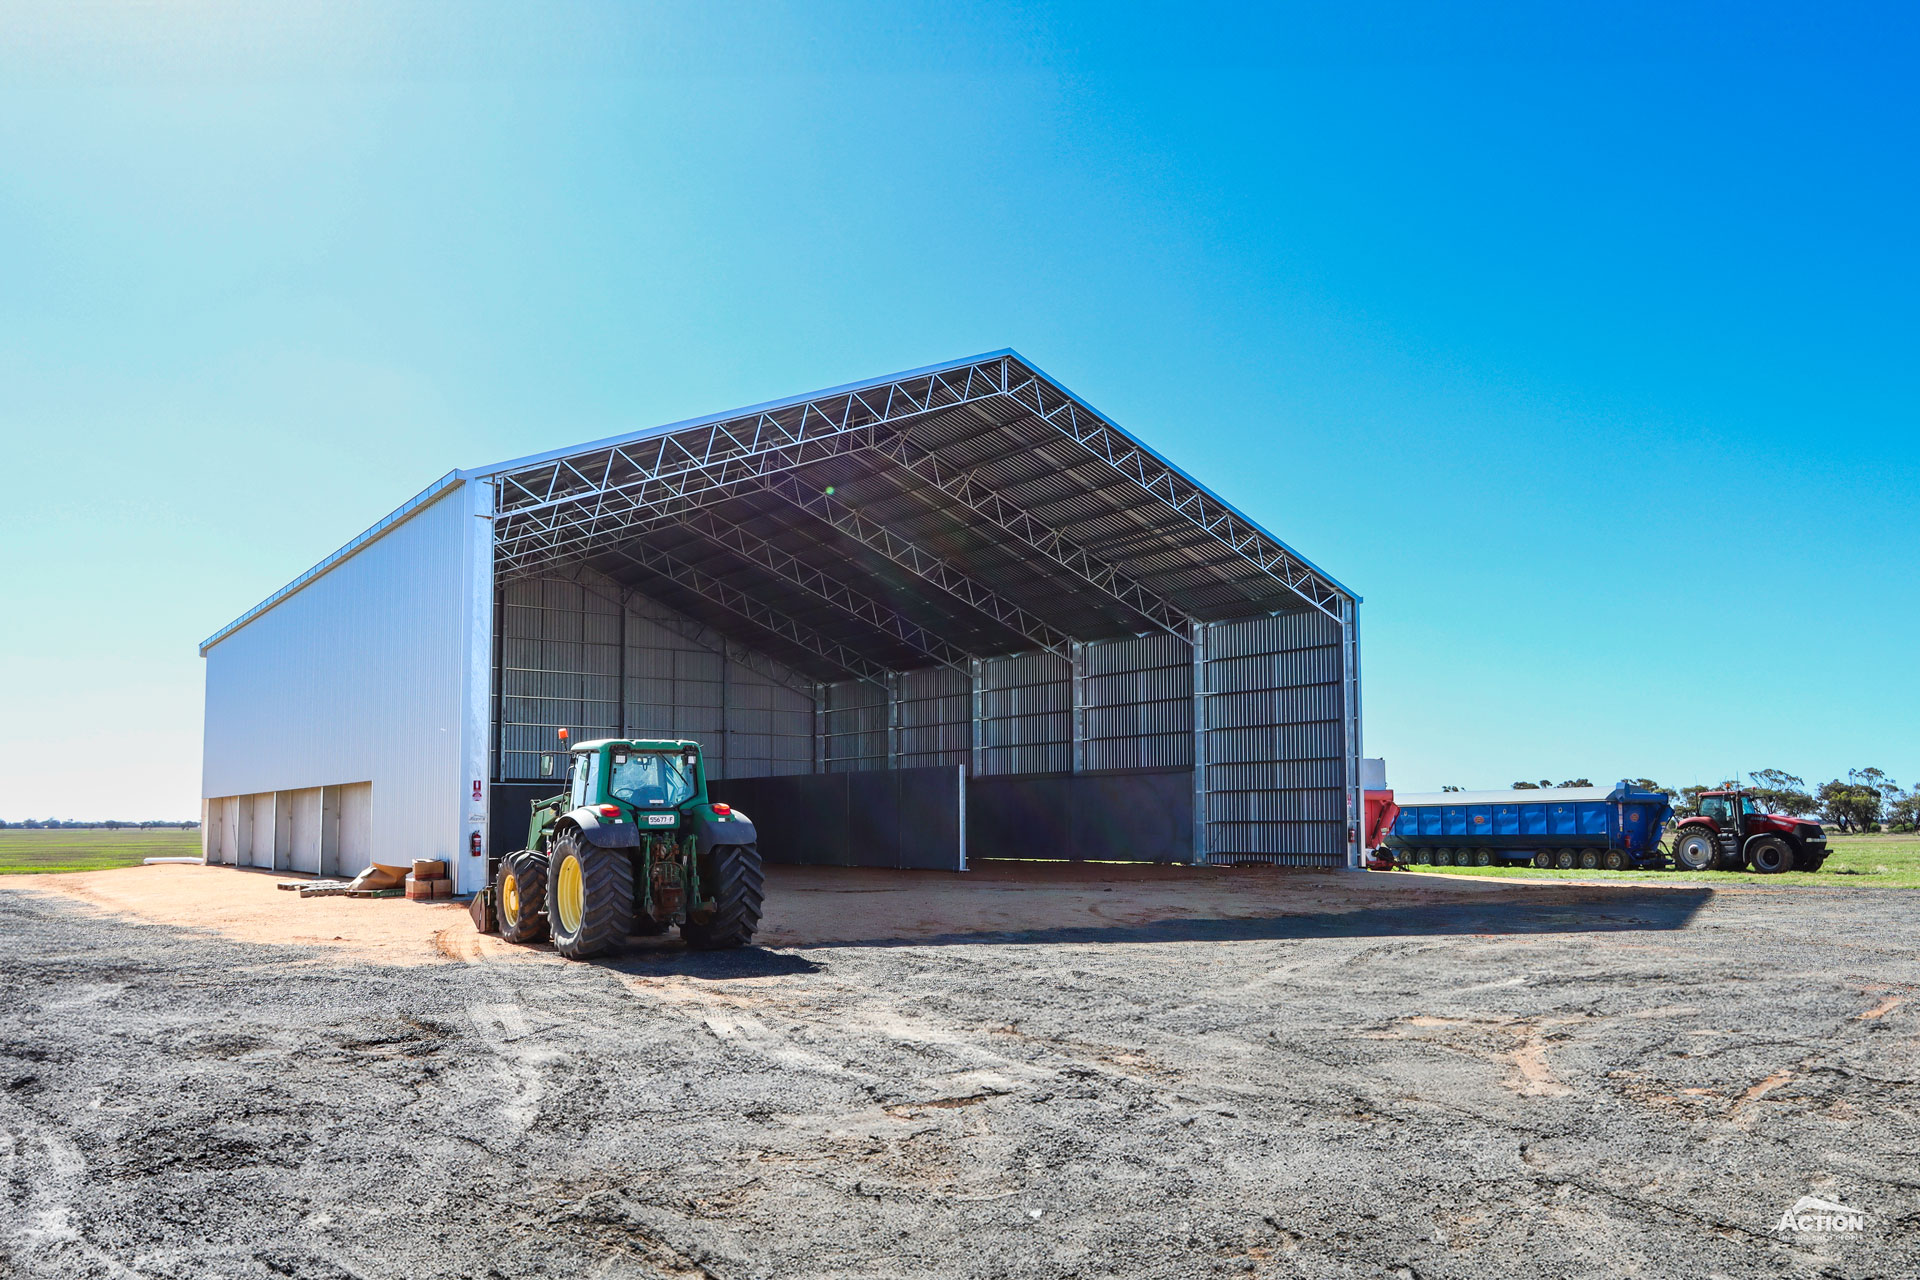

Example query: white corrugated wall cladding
[201,484,473,869]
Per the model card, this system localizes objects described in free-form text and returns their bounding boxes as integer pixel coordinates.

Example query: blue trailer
[1381,781,1674,870]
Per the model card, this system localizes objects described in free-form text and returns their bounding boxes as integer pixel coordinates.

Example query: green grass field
[1397,833,1920,888]
[0,828,202,874]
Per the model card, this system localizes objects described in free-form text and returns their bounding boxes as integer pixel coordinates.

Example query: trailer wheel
[495,850,550,944]
[1411,848,1430,865]
[682,842,763,950]
[1473,849,1493,866]
[1532,851,1552,869]
[1577,849,1600,870]
[1749,836,1794,874]
[1601,849,1626,870]
[1553,850,1576,869]
[546,828,636,961]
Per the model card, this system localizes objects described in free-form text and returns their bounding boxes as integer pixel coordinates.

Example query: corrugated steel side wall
[496,574,813,781]
[201,484,474,870]
[1083,633,1194,771]
[896,667,970,769]
[977,651,1071,776]
[1204,609,1346,865]
[823,679,887,772]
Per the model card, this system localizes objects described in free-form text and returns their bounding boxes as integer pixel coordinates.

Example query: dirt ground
[1,863,1914,1279]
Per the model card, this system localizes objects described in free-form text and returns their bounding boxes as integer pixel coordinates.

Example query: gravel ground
[0,866,1915,1279]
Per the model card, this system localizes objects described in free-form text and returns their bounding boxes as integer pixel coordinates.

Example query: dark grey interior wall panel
[711,765,963,870]
[966,769,1192,863]
[488,783,555,854]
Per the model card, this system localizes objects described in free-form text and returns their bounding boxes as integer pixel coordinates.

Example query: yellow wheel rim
[556,854,584,934]
[501,872,520,922]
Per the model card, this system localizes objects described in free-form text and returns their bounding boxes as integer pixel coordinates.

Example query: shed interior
[485,353,1357,868]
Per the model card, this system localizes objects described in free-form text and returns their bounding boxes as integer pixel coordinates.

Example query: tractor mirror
[539,754,555,778]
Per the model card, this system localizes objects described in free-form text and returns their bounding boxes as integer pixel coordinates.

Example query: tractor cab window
[1700,796,1732,825]
[1741,796,1767,815]
[609,752,696,809]
[569,754,594,809]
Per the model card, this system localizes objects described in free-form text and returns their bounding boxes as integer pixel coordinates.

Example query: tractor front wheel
[682,842,764,950]
[1748,836,1794,874]
[1673,830,1719,872]
[547,828,636,961]
[496,850,550,944]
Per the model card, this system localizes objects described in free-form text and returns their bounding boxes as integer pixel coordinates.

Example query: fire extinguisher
[470,830,483,858]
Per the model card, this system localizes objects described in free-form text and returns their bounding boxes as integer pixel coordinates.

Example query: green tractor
[486,738,762,960]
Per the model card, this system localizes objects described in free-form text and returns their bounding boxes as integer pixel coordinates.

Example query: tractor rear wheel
[682,842,764,950]
[1601,849,1626,871]
[1673,830,1719,872]
[547,828,635,961]
[1749,836,1794,874]
[496,850,550,944]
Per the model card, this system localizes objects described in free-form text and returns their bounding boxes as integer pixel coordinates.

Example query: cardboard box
[411,859,448,880]
[430,878,453,899]
[404,875,434,901]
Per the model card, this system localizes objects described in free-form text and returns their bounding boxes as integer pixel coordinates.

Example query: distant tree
[1555,779,1593,789]
[1747,769,1817,817]
[1819,778,1882,833]
[1888,787,1920,833]
[1511,781,1541,789]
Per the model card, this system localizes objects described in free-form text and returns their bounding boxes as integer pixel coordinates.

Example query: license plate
[646,813,676,826]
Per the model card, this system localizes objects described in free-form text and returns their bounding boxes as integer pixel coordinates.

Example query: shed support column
[1342,597,1363,870]
[319,785,342,879]
[886,673,901,769]
[1070,640,1087,774]
[813,683,827,774]
[1190,620,1209,865]
[969,658,984,778]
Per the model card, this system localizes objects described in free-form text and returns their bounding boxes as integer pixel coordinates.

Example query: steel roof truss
[673,508,972,674]
[598,541,897,686]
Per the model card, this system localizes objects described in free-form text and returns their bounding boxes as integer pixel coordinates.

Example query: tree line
[0,819,202,830]
[1437,770,1912,833]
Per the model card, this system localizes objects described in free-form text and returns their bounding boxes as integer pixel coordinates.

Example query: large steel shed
[200,351,1363,893]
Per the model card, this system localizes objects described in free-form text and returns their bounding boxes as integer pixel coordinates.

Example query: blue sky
[1,3,1914,819]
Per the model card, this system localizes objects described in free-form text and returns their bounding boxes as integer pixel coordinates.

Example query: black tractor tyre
[1532,850,1553,869]
[1577,849,1601,870]
[496,850,550,944]
[1673,830,1720,872]
[546,828,636,961]
[682,842,764,950]
[1800,851,1828,872]
[1749,836,1795,875]
[1601,849,1626,871]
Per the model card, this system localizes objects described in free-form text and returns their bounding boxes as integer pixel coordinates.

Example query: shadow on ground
[817,886,1716,949]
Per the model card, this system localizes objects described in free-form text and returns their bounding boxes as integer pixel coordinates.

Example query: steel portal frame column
[813,682,827,773]
[1070,640,1087,774]
[1342,597,1364,870]
[1190,620,1209,865]
[969,657,984,778]
[886,673,901,769]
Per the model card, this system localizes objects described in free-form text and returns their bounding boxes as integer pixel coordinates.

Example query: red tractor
[1670,788,1828,874]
